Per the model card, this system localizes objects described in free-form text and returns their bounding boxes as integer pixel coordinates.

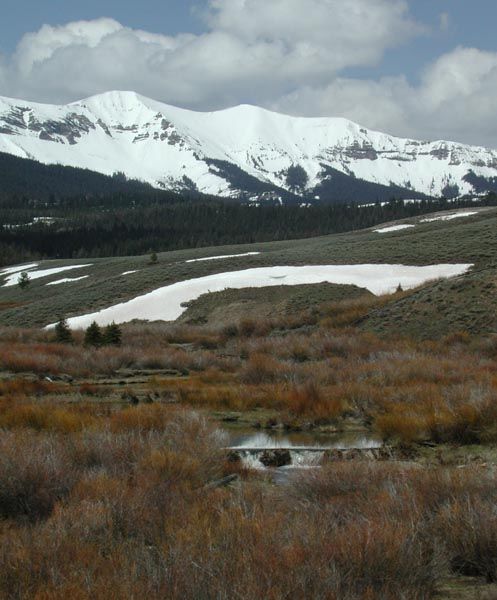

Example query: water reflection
[227,429,382,450]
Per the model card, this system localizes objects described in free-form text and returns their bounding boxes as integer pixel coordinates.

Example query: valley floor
[1,295,497,598]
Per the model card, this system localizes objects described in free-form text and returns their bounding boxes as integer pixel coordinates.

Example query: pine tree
[396,283,403,293]
[149,251,158,265]
[84,321,103,347]
[17,271,31,290]
[54,318,73,344]
[103,322,122,346]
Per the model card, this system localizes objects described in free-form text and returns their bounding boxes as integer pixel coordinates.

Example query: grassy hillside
[0,206,495,334]
[363,266,497,338]
[179,283,372,325]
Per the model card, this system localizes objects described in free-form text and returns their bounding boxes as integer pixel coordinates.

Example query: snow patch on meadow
[48,263,473,329]
[46,276,89,286]
[186,252,261,263]
[373,210,479,233]
[3,264,92,287]
[0,263,38,277]
[420,211,478,223]
[121,270,139,276]
[374,225,415,234]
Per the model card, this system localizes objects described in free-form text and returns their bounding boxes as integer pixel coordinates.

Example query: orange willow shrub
[434,497,497,582]
[3,439,497,598]
[0,404,94,433]
[287,461,411,504]
[109,404,184,432]
[0,335,226,376]
[375,386,497,444]
[240,352,290,384]
[282,382,346,422]
[0,378,63,397]
[3,311,497,441]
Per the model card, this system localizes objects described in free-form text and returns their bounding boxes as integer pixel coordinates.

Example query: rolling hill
[1,206,496,337]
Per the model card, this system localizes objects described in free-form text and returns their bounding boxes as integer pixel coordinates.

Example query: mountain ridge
[1,90,497,202]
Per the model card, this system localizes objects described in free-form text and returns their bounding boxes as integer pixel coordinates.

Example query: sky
[0,0,496,147]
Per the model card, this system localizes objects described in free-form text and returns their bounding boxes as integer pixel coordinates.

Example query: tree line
[1,193,496,267]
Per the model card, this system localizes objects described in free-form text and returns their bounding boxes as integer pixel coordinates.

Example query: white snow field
[186,252,261,263]
[3,264,92,287]
[1,91,497,198]
[50,263,472,329]
[46,276,89,286]
[374,225,415,233]
[420,211,478,223]
[0,263,38,276]
[373,210,480,233]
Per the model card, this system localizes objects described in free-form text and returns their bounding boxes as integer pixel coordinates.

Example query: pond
[227,429,381,450]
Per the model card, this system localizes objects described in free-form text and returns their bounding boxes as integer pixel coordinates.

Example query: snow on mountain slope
[1,90,497,200]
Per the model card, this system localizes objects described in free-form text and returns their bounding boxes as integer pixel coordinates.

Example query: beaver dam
[225,431,385,468]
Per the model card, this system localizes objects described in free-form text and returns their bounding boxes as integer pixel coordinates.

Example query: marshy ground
[2,208,497,597]
[2,299,497,597]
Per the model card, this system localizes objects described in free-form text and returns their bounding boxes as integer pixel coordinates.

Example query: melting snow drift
[374,225,415,234]
[186,252,261,263]
[0,263,38,276]
[46,276,89,286]
[420,211,478,223]
[47,264,472,329]
[3,264,92,287]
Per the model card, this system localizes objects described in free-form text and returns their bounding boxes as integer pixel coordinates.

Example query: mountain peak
[73,90,141,105]
[1,91,497,202]
[72,90,153,116]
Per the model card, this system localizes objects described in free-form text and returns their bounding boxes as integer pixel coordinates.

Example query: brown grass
[3,313,497,439]
[1,398,497,598]
[4,293,497,595]
[0,404,94,432]
[435,497,497,582]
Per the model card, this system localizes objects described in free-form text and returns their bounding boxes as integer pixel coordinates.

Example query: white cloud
[204,0,421,71]
[272,77,411,134]
[1,1,421,108]
[0,3,496,148]
[274,47,497,147]
[13,18,123,75]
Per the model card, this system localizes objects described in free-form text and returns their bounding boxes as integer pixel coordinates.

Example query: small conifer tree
[103,322,122,346]
[54,318,73,344]
[17,271,31,290]
[149,251,158,265]
[84,321,103,347]
[396,283,403,293]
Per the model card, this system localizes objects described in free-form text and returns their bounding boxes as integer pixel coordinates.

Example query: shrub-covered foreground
[4,244,497,598]
[3,300,497,596]
[0,404,496,598]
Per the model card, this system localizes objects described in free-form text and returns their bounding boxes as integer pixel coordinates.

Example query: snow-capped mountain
[1,90,497,202]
